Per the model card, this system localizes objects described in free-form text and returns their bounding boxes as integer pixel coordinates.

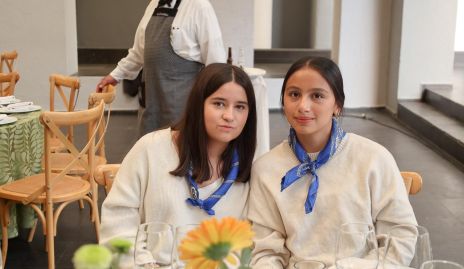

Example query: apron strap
[153,0,182,17]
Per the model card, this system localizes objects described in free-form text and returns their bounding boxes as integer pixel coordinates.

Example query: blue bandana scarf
[281,118,346,214]
[186,149,239,215]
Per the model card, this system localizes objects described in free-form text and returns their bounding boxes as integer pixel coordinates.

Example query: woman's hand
[96,75,118,92]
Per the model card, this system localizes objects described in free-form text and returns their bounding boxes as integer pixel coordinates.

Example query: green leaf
[240,247,252,265]
[204,242,232,261]
[108,237,132,254]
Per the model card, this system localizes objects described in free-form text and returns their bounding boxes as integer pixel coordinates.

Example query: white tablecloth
[245,67,270,159]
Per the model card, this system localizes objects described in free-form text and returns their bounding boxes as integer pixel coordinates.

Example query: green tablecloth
[0,111,43,238]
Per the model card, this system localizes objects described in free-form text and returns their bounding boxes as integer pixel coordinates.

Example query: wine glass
[382,224,432,269]
[294,260,326,269]
[420,260,464,269]
[134,221,173,269]
[171,224,199,269]
[335,223,379,269]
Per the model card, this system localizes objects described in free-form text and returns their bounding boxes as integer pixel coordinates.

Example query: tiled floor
[4,108,464,268]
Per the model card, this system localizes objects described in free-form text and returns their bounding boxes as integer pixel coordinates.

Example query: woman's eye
[236,104,247,110]
[213,101,225,107]
[313,92,324,99]
[288,91,300,98]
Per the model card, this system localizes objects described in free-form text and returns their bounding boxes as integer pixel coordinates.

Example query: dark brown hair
[280,57,345,111]
[170,63,257,183]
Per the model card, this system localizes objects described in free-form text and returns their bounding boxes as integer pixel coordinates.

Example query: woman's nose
[298,97,311,112]
[222,107,234,121]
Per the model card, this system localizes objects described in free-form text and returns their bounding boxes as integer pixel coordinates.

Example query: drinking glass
[171,224,199,269]
[335,223,379,269]
[294,260,326,269]
[420,260,464,269]
[134,221,173,269]
[382,224,432,269]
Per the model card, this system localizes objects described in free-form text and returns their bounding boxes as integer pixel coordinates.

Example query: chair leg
[27,219,38,242]
[92,185,100,242]
[45,201,55,269]
[78,199,84,209]
[0,200,10,268]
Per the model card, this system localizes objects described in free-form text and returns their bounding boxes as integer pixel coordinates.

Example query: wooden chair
[0,50,18,73]
[95,164,120,195]
[0,71,20,97]
[88,84,116,162]
[49,74,80,152]
[0,101,105,269]
[27,82,111,242]
[401,171,422,195]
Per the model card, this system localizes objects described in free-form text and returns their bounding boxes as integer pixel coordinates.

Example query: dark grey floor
[5,109,464,268]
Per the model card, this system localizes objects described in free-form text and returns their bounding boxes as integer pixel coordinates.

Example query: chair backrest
[0,50,18,73]
[49,74,80,144]
[88,84,115,108]
[401,171,422,195]
[0,71,20,97]
[88,84,116,160]
[24,101,105,204]
[49,74,80,112]
[95,164,120,194]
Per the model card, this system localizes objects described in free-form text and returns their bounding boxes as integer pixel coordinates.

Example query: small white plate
[0,97,21,105]
[0,105,41,114]
[0,116,18,125]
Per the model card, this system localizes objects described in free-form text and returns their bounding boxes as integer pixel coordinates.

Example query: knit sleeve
[369,146,418,265]
[247,161,289,269]
[99,134,152,246]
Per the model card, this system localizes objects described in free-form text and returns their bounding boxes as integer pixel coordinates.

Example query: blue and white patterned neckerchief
[185,149,239,215]
[281,118,346,214]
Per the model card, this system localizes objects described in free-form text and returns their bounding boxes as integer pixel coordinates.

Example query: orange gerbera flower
[179,217,254,269]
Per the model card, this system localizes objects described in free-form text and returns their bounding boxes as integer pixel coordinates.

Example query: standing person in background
[96,0,226,137]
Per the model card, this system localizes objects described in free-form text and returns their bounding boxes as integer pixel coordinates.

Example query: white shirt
[110,0,226,82]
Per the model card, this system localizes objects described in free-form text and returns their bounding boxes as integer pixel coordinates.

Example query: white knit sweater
[100,128,249,248]
[248,133,417,269]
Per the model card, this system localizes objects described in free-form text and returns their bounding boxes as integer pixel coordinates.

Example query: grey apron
[140,0,203,137]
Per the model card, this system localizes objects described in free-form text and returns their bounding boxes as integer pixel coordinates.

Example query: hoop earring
[333,111,341,122]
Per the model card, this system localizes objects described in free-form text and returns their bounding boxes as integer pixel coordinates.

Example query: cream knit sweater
[100,128,249,264]
[248,133,417,269]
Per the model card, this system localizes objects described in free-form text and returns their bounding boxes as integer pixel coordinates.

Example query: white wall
[397,0,457,100]
[456,0,464,51]
[212,0,254,67]
[0,0,78,109]
[254,0,273,49]
[333,0,457,110]
[333,0,392,108]
[311,0,334,49]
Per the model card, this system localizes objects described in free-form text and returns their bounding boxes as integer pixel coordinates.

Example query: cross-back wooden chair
[49,74,80,152]
[401,171,422,195]
[0,71,20,97]
[0,101,105,269]
[88,84,115,162]
[0,50,18,73]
